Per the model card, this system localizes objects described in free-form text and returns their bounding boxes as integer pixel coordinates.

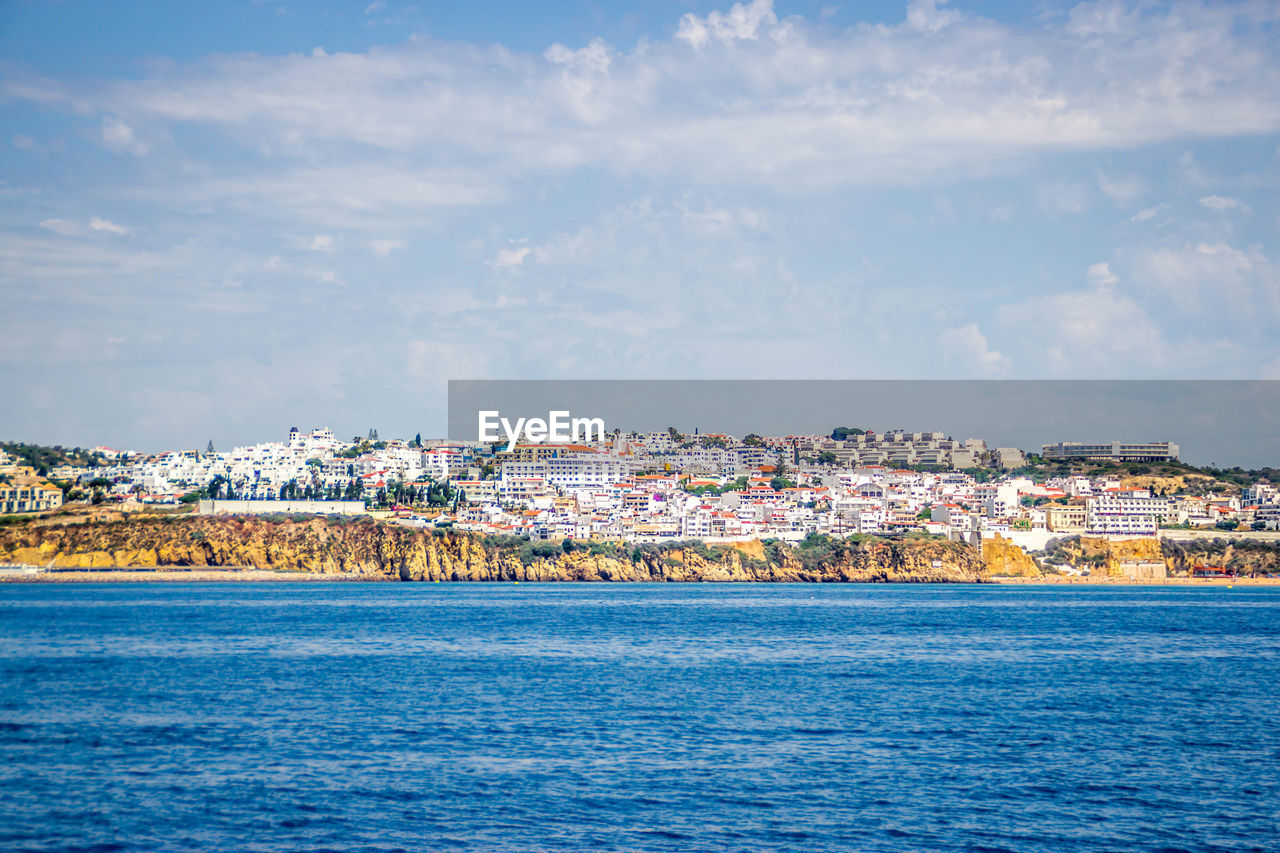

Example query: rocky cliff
[981,534,1043,577]
[1064,536,1169,578]
[1048,535,1280,577]
[1160,537,1280,576]
[0,515,991,583]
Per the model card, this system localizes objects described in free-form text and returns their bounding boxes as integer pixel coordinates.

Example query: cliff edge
[0,515,991,583]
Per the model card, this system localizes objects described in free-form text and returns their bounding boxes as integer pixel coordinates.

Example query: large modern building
[1085,490,1168,536]
[1041,441,1179,463]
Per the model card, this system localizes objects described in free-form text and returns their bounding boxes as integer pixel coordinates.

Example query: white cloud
[492,246,531,269]
[1199,195,1248,213]
[364,1,385,14]
[19,0,1273,195]
[937,323,1011,376]
[100,116,148,155]
[1087,261,1117,286]
[309,234,334,251]
[681,205,735,233]
[1097,170,1145,206]
[1004,280,1169,374]
[906,0,960,34]
[676,0,778,49]
[40,217,130,236]
[136,164,503,229]
[1129,241,1277,326]
[6,0,1280,416]
[89,217,130,235]
[370,238,406,256]
[39,218,79,236]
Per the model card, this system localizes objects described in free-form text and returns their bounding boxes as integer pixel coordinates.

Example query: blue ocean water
[1,584,1278,852]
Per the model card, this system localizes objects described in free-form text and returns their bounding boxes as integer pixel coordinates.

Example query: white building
[1086,490,1166,536]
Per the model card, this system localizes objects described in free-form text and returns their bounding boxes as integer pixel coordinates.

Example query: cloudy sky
[1,0,1278,451]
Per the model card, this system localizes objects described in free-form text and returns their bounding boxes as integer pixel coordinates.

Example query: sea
[1,583,1278,852]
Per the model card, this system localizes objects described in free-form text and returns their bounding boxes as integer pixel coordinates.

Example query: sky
[1,0,1279,452]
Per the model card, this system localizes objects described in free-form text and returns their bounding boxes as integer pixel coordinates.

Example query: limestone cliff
[0,515,990,583]
[1049,536,1170,578]
[1047,535,1280,577]
[1159,537,1280,576]
[981,534,1042,578]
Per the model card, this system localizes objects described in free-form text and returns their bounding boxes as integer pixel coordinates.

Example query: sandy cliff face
[981,534,1043,577]
[0,516,991,583]
[1159,539,1280,576]
[1055,536,1170,578]
[1049,535,1280,577]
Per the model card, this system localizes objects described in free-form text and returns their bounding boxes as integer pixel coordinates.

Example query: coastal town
[4,428,1278,571]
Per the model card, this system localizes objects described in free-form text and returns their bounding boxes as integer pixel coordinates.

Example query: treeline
[196,477,467,509]
[0,442,108,475]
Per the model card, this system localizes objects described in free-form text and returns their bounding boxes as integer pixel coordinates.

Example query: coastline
[2,568,1277,585]
[0,568,384,583]
[991,575,1280,586]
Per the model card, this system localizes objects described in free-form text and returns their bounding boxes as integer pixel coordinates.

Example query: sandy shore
[991,575,1280,586]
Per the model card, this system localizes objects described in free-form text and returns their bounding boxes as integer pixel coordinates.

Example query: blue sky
[1,0,1278,451]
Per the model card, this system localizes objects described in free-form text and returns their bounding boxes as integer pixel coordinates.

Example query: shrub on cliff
[518,541,561,564]
[655,540,729,563]
[587,541,622,558]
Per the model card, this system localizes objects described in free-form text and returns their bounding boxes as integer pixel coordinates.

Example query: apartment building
[1045,503,1087,533]
[47,465,90,482]
[1243,483,1279,506]
[1042,441,1180,463]
[1085,490,1167,536]
[452,480,498,503]
[501,455,638,490]
[0,482,63,514]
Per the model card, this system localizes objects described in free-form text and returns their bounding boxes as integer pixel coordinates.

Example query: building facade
[1042,441,1179,463]
[0,483,64,514]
